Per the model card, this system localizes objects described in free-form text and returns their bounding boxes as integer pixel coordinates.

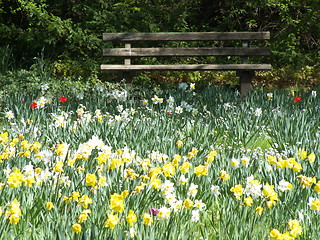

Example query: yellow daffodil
[142,213,153,226]
[126,210,137,226]
[46,202,54,211]
[194,164,208,177]
[105,212,119,229]
[109,193,125,213]
[72,223,82,233]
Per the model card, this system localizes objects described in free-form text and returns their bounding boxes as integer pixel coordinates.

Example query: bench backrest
[102,32,270,61]
[102,32,270,41]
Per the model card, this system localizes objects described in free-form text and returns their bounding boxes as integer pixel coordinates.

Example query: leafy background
[0,0,319,88]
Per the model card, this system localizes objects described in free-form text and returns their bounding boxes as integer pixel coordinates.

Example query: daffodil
[230,184,243,199]
[79,194,92,208]
[162,162,175,177]
[72,223,82,233]
[109,193,125,213]
[183,198,194,209]
[308,153,316,163]
[176,140,183,148]
[255,206,264,215]
[53,161,64,173]
[105,212,119,229]
[243,196,253,207]
[194,164,208,177]
[157,207,170,219]
[142,213,153,226]
[179,161,192,174]
[46,202,54,211]
[85,173,97,187]
[308,197,320,211]
[126,210,137,226]
[219,170,230,181]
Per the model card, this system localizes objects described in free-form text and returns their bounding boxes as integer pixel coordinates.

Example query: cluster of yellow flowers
[262,183,279,209]
[105,190,132,230]
[63,192,93,209]
[85,173,107,188]
[0,132,43,162]
[269,219,302,239]
[267,149,316,172]
[267,156,302,172]
[4,166,52,189]
[1,130,319,238]
[298,148,316,162]
[4,199,22,224]
[65,192,93,234]
[297,175,316,189]
[230,175,280,213]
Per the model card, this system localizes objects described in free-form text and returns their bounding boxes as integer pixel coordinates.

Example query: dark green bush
[0,0,319,87]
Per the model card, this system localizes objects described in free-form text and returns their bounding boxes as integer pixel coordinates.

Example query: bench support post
[120,71,134,87]
[237,41,254,97]
[122,43,133,86]
[237,70,255,97]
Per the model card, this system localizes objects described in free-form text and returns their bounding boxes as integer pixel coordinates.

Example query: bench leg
[237,71,255,98]
[121,71,134,87]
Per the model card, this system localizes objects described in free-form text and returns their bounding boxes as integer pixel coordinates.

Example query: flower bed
[0,83,319,239]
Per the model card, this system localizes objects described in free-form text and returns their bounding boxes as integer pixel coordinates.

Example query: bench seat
[101,64,272,71]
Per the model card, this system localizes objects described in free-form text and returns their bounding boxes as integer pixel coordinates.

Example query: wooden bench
[101,32,271,96]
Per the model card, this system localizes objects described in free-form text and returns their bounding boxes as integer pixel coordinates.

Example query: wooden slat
[101,64,272,71]
[103,47,270,57]
[103,32,270,41]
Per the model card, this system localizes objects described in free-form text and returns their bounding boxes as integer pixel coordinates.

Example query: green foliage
[254,64,320,89]
[198,0,320,67]
[0,0,319,83]
[0,45,13,73]
[0,69,103,99]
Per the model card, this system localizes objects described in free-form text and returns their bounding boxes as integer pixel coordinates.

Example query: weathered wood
[103,32,270,42]
[124,43,131,65]
[101,32,272,96]
[101,64,272,71]
[237,71,255,97]
[103,47,270,57]
[241,42,249,64]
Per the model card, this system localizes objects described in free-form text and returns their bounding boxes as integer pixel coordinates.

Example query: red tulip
[59,96,68,103]
[294,96,301,102]
[30,102,38,109]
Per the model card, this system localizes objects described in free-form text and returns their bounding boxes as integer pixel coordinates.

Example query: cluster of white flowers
[178,82,188,91]
[34,95,53,109]
[76,93,84,100]
[160,180,177,207]
[266,92,273,101]
[243,175,262,198]
[41,84,49,91]
[277,179,293,192]
[5,110,14,120]
[96,84,105,92]
[254,108,262,117]
[149,151,169,162]
[211,185,220,196]
[110,89,128,102]
[151,95,164,104]
[177,82,195,91]
[51,111,71,128]
[188,183,198,197]
[224,103,232,110]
